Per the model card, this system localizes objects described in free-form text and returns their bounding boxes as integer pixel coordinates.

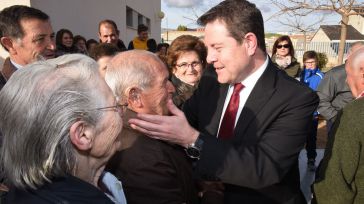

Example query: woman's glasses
[277,44,290,49]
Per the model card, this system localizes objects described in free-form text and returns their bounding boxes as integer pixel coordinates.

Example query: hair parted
[272,35,295,57]
[197,0,266,53]
[167,35,207,73]
[0,5,49,51]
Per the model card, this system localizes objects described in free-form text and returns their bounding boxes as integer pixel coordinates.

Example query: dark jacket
[272,54,301,78]
[184,60,318,204]
[0,58,17,91]
[2,175,113,204]
[106,110,198,204]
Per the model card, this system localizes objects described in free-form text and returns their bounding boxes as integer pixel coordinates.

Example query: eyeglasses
[94,103,128,117]
[304,61,316,65]
[175,61,201,69]
[277,44,290,49]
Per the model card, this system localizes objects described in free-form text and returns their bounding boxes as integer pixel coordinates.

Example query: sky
[161,0,343,33]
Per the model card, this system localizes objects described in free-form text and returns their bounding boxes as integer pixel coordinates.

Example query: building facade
[0,0,162,59]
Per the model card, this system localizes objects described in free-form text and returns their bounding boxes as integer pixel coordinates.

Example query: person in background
[89,43,119,78]
[300,50,324,171]
[167,35,207,108]
[156,43,169,57]
[271,35,301,78]
[316,42,364,134]
[0,54,126,203]
[128,24,149,50]
[73,35,88,55]
[98,19,127,51]
[147,38,157,53]
[55,29,78,57]
[86,38,98,54]
[0,5,56,90]
[313,46,364,204]
[129,0,318,203]
[105,50,198,204]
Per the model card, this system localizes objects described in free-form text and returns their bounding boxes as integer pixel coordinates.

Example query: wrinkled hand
[128,99,199,147]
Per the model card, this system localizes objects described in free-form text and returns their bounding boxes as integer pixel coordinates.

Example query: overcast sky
[161,0,342,33]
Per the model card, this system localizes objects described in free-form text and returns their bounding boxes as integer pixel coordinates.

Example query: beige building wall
[311,29,331,42]
[161,30,205,44]
[0,0,162,59]
[348,14,364,34]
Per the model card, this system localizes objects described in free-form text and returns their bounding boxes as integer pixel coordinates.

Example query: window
[138,14,143,26]
[146,18,151,32]
[126,7,133,27]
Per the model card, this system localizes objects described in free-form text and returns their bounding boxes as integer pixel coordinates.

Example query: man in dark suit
[104,50,198,204]
[0,5,56,90]
[129,0,318,203]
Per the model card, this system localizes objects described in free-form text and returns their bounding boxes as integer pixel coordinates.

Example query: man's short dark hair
[0,5,49,41]
[197,0,266,53]
[137,24,148,34]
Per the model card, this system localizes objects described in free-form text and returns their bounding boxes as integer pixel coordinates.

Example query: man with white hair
[104,50,198,204]
[313,46,364,204]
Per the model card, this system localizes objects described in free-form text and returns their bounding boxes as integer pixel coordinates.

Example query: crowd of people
[0,0,363,204]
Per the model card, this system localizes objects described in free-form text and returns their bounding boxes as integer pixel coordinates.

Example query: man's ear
[1,37,16,54]
[243,32,258,56]
[69,121,95,151]
[126,87,142,109]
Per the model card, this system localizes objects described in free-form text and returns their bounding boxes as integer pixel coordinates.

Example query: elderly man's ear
[69,121,95,151]
[126,87,143,110]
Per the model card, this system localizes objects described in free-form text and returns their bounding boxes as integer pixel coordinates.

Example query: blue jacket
[300,68,324,91]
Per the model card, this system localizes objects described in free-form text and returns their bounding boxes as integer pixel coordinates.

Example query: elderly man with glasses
[0,54,126,203]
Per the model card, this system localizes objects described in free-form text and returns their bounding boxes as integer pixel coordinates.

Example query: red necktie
[218,83,244,139]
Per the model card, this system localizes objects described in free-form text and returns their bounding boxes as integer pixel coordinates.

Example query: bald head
[345,46,364,98]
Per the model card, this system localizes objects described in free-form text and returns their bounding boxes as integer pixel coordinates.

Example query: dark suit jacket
[183,60,319,204]
[107,110,198,204]
[0,57,17,90]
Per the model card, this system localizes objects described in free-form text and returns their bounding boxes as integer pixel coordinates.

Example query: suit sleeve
[313,103,361,204]
[184,72,318,189]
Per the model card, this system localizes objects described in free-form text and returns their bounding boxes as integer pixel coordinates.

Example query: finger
[167,98,184,117]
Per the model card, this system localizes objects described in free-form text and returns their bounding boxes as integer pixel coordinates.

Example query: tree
[177,25,188,31]
[269,0,364,65]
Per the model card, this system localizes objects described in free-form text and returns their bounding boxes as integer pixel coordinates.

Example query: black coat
[2,175,113,203]
[106,110,199,204]
[184,60,318,204]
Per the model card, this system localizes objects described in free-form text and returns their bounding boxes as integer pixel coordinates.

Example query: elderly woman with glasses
[271,35,301,78]
[0,54,127,203]
[167,35,207,108]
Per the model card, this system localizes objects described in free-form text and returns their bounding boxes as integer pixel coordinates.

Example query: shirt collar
[236,56,269,87]
[9,59,23,69]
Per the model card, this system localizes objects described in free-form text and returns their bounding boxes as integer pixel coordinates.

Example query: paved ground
[299,119,328,203]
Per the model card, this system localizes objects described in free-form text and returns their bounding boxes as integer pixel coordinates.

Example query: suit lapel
[1,58,17,81]
[234,62,278,138]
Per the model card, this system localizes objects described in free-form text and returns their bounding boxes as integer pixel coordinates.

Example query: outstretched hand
[128,99,199,147]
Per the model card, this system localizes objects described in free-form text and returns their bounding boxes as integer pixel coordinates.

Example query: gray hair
[105,50,159,99]
[0,54,107,189]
